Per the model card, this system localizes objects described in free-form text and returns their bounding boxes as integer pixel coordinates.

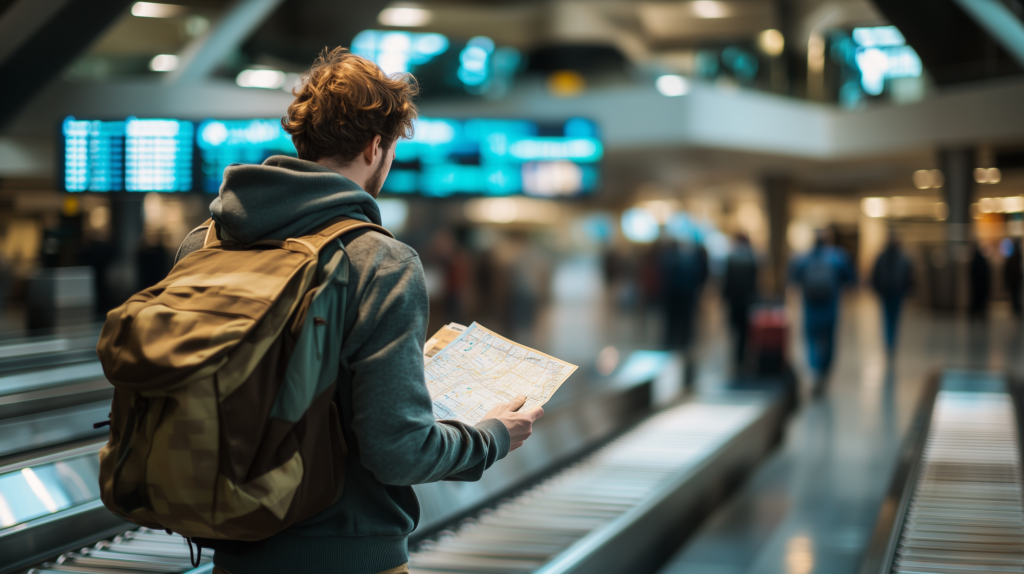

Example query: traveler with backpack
[789,229,856,395]
[721,233,759,368]
[871,233,914,357]
[95,48,541,574]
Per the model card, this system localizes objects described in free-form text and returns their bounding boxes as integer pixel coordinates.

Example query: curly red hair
[283,47,418,163]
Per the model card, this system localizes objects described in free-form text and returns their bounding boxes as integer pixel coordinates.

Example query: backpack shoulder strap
[296,217,394,253]
[201,218,218,248]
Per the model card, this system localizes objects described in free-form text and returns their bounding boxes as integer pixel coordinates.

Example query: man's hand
[482,395,544,452]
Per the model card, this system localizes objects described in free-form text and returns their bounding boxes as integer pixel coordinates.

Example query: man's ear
[363,135,383,166]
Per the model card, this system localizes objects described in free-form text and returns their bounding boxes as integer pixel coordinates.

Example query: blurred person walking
[969,243,992,320]
[789,229,856,396]
[721,233,759,367]
[661,237,709,352]
[870,233,914,357]
[1004,239,1023,319]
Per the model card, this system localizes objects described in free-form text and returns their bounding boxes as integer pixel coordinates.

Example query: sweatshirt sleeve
[345,255,511,486]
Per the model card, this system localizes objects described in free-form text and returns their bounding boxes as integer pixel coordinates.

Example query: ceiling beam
[0,0,74,66]
[951,0,1024,68]
[165,0,286,84]
[0,0,133,130]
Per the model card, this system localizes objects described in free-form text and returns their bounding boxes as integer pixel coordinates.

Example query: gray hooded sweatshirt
[174,156,511,574]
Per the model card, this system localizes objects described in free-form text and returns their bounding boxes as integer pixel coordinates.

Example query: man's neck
[316,156,370,190]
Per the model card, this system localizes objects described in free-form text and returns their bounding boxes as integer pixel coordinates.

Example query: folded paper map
[423,322,467,359]
[424,322,577,425]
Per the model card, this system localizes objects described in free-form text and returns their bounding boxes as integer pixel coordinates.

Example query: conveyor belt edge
[411,376,656,540]
[0,500,128,574]
[855,372,950,574]
[536,394,784,574]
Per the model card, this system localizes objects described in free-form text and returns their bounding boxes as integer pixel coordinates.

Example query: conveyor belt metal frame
[535,393,784,574]
[854,371,1024,574]
[411,373,660,541]
[858,373,940,574]
[0,501,128,574]
[0,441,128,574]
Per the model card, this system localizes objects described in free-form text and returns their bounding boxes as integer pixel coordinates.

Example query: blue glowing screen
[383,117,602,197]
[61,116,601,197]
[125,118,193,192]
[197,119,296,192]
[351,30,449,75]
[63,118,125,192]
[62,116,192,192]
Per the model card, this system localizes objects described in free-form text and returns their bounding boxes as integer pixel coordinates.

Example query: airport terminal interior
[2,0,1024,572]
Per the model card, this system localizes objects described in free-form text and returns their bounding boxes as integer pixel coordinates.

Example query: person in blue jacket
[789,229,857,396]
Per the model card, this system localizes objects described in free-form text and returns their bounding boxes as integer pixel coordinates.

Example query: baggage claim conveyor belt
[860,370,1024,574]
[0,350,785,574]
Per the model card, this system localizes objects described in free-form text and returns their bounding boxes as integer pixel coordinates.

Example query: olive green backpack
[96,217,391,545]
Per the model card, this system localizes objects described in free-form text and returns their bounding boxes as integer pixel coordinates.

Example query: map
[423,322,467,359]
[425,322,577,425]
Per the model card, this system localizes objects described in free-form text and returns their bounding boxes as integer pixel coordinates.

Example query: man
[969,242,991,320]
[174,48,542,574]
[789,229,856,396]
[1004,238,1022,319]
[660,235,708,352]
[721,233,758,368]
[870,231,913,357]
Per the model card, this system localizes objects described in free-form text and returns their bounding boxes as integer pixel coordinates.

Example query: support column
[940,147,975,243]
[763,175,791,298]
[107,194,144,307]
[931,147,976,310]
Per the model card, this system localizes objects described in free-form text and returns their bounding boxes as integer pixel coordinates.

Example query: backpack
[95,217,391,543]
[802,253,838,304]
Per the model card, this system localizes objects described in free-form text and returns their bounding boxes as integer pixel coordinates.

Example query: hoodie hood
[210,155,381,244]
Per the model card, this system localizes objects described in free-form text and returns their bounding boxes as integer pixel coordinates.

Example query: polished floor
[660,292,1024,574]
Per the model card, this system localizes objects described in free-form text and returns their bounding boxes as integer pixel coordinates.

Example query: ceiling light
[131,2,187,18]
[861,197,890,218]
[757,29,785,56]
[236,69,286,89]
[691,1,729,19]
[655,74,689,97]
[912,169,931,189]
[378,5,433,27]
[149,54,178,72]
[974,167,1001,184]
[913,169,943,189]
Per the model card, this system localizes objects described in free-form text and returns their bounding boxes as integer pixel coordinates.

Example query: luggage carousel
[860,370,1024,574]
[0,344,785,574]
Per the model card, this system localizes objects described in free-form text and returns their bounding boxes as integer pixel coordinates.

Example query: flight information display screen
[59,116,601,196]
[62,118,125,192]
[61,116,192,192]
[383,117,602,197]
[124,118,193,192]
[196,119,296,192]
